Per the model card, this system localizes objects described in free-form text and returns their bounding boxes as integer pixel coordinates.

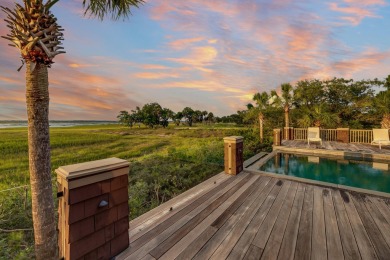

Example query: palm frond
[82,0,144,20]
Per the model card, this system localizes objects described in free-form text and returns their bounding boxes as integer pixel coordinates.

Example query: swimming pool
[259,152,390,193]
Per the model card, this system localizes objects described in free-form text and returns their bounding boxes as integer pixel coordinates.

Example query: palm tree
[253,92,269,143]
[297,103,340,128]
[280,83,293,128]
[1,1,143,259]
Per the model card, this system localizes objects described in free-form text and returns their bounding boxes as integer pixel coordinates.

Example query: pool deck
[280,140,390,155]
[117,163,390,259]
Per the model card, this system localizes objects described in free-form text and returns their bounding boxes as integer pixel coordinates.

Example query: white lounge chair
[308,127,322,145]
[371,129,390,150]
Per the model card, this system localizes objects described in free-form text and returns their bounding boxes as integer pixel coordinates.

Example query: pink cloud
[141,64,170,70]
[169,37,204,50]
[133,72,180,79]
[329,0,386,25]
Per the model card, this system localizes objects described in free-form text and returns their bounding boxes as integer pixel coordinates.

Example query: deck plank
[243,245,263,260]
[130,172,228,234]
[160,175,260,260]
[332,189,361,260]
[311,186,327,260]
[341,190,378,260]
[149,174,254,258]
[369,197,390,225]
[193,178,276,260]
[294,185,314,260]
[140,253,156,260]
[173,177,271,260]
[252,182,297,250]
[363,196,390,248]
[323,188,344,260]
[225,180,291,260]
[277,183,305,260]
[118,172,249,260]
[351,193,390,259]
[260,182,299,260]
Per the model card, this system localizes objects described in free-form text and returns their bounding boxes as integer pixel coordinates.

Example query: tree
[206,112,214,124]
[172,111,183,126]
[193,109,203,123]
[374,76,390,128]
[142,102,162,128]
[159,108,173,128]
[297,103,340,128]
[182,107,195,126]
[202,110,208,123]
[117,110,134,127]
[1,1,143,258]
[131,106,143,127]
[253,91,270,143]
[280,83,293,128]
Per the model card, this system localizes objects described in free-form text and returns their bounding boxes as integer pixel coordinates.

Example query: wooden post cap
[56,158,129,190]
[223,136,244,143]
[56,158,129,181]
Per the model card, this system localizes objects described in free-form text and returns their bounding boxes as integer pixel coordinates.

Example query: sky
[0,0,390,120]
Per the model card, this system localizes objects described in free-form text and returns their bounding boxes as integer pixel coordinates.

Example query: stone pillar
[273,129,282,146]
[56,158,130,260]
[224,136,244,175]
[284,127,294,140]
[337,128,349,143]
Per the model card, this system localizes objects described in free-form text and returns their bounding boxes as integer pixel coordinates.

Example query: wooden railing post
[56,158,130,259]
[273,129,282,146]
[223,136,243,175]
[337,128,349,143]
[284,127,294,140]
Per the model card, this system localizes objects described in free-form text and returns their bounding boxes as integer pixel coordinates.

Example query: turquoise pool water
[259,153,390,193]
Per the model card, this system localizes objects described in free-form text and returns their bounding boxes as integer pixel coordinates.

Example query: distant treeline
[117,103,216,128]
[118,76,390,130]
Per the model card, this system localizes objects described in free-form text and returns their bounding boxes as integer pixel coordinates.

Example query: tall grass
[0,123,268,259]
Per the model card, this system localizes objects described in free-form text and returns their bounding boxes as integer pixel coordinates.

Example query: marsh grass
[0,123,268,259]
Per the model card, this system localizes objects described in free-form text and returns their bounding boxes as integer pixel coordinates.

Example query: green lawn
[0,123,267,259]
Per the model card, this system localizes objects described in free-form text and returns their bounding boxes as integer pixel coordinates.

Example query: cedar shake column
[284,127,294,140]
[56,158,130,260]
[273,129,282,146]
[337,128,349,143]
[224,136,244,175]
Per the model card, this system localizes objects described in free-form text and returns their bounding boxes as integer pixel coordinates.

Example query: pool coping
[244,149,390,199]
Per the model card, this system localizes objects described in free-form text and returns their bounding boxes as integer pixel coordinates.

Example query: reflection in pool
[259,153,390,193]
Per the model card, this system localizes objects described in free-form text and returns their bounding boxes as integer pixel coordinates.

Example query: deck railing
[293,128,307,140]
[320,129,337,141]
[350,129,373,144]
[286,127,376,144]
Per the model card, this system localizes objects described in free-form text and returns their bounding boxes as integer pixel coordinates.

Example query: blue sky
[0,0,389,120]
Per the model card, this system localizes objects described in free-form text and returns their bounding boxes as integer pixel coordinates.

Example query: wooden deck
[282,140,390,154]
[117,171,390,260]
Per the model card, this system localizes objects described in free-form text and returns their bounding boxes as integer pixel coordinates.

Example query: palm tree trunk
[284,105,289,128]
[381,113,390,129]
[259,112,264,143]
[26,61,58,259]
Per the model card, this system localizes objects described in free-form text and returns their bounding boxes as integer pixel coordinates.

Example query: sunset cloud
[169,37,204,50]
[329,0,386,25]
[134,72,180,79]
[1,0,390,120]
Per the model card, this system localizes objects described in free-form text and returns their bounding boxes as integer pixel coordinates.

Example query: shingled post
[224,136,244,175]
[56,158,130,259]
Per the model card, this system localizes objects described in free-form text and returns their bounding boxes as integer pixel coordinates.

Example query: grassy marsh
[0,123,267,259]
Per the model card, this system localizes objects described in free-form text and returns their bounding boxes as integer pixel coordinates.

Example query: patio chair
[308,127,322,145]
[371,129,390,150]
